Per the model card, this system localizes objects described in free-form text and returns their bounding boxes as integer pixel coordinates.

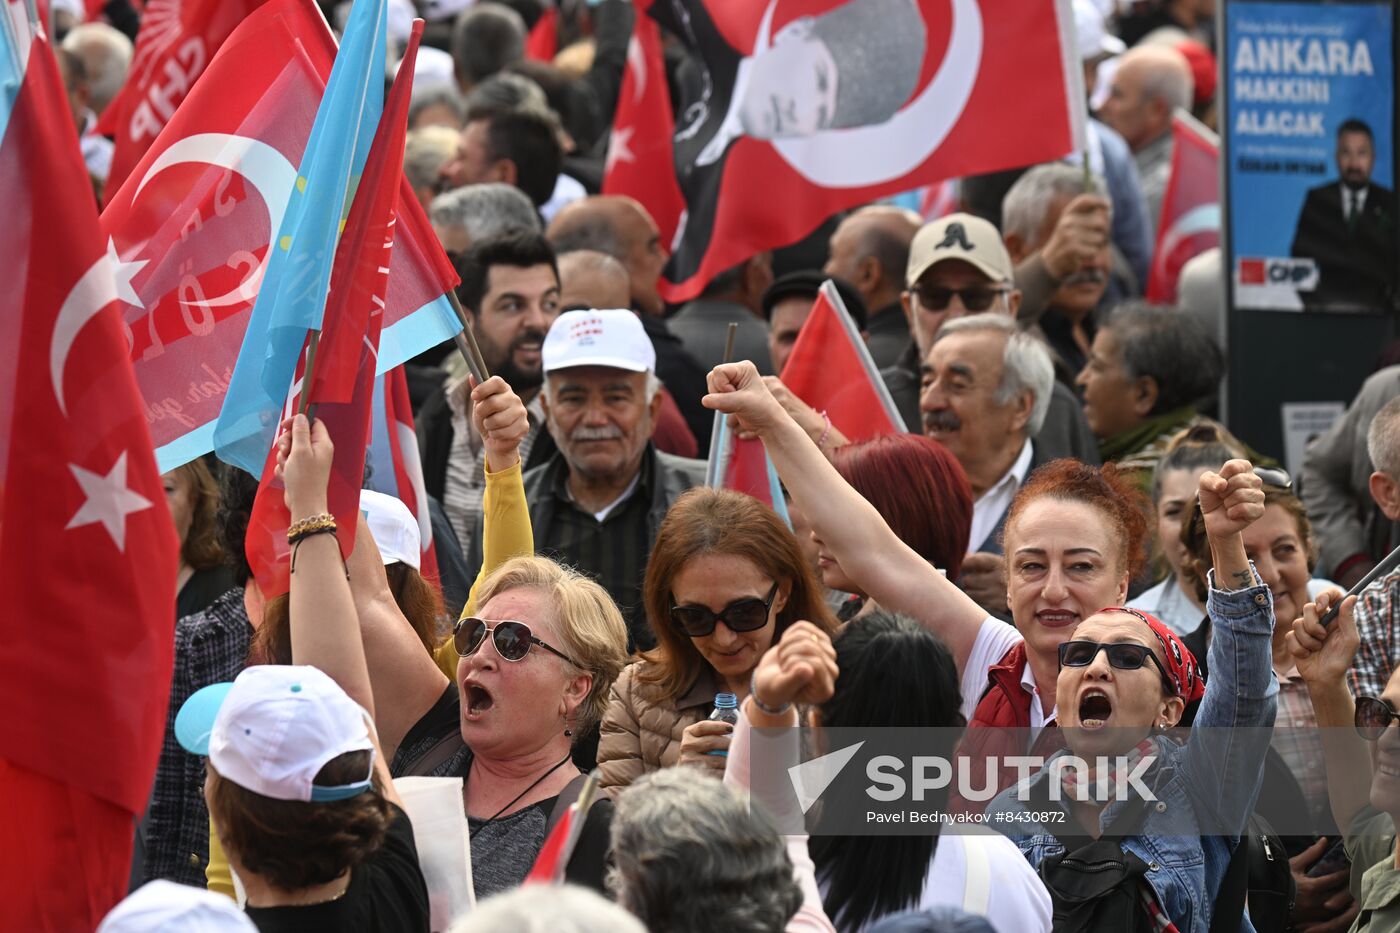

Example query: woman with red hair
[822,434,973,621]
[703,362,1170,792]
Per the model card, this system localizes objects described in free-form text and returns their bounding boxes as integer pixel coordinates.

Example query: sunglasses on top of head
[669,582,781,638]
[1058,640,1174,694]
[453,617,579,666]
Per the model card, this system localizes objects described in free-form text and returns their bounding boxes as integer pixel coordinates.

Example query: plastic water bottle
[707,693,739,756]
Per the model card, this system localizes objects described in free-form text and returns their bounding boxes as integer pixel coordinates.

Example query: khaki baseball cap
[905,213,1014,287]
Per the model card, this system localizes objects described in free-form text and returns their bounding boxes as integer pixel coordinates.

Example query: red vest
[951,643,1065,813]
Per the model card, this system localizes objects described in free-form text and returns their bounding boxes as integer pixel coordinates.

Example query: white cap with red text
[543,309,655,374]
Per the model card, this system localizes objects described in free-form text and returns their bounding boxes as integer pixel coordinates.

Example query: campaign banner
[1225,0,1397,312]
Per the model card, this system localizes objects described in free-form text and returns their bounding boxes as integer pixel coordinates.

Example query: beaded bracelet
[749,671,792,716]
[815,410,832,450]
[287,512,335,542]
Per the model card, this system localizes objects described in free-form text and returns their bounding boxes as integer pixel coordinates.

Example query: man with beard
[1291,118,1398,311]
[417,232,563,547]
[463,310,705,649]
[1003,164,1114,384]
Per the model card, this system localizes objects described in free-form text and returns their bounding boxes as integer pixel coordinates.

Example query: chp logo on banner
[645,0,1085,301]
[95,0,268,197]
[1145,110,1220,304]
[99,0,460,473]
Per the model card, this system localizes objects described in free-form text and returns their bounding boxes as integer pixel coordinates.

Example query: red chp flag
[780,281,906,441]
[645,0,1084,301]
[0,4,178,925]
[1145,111,1220,304]
[246,21,423,599]
[99,0,459,473]
[602,8,684,248]
[96,0,268,197]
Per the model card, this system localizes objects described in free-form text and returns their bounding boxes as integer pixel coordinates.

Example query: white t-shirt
[959,617,1024,724]
[915,829,1053,933]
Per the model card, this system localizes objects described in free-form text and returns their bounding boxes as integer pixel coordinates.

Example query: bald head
[1098,45,1193,151]
[558,250,632,311]
[547,195,668,315]
[823,205,921,310]
[61,23,131,115]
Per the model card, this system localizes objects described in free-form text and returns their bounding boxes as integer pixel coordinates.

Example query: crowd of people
[57,0,1400,931]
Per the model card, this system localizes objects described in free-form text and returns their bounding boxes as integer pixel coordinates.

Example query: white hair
[1368,396,1400,479]
[404,125,459,194]
[1002,162,1107,248]
[934,313,1055,436]
[429,183,541,241]
[450,884,646,933]
[61,23,132,113]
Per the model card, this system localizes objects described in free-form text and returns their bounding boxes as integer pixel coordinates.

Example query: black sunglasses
[1058,640,1173,693]
[453,618,578,666]
[1355,696,1400,740]
[670,582,780,638]
[909,284,1009,312]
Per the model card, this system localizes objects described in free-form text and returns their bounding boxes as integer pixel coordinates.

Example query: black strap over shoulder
[545,774,589,836]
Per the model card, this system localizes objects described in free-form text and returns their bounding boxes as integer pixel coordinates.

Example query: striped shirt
[442,377,546,547]
[538,455,655,651]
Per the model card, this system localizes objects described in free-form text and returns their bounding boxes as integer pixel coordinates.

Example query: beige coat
[596,661,723,794]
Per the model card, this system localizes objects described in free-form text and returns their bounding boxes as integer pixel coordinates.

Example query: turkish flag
[96,0,269,198]
[367,366,440,580]
[602,8,684,248]
[1145,111,1220,304]
[645,0,1084,301]
[100,0,459,473]
[0,5,178,926]
[780,282,906,441]
[246,21,423,599]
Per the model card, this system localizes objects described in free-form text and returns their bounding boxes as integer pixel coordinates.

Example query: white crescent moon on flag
[133,132,297,311]
[769,0,984,188]
[1152,203,1221,283]
[51,240,146,417]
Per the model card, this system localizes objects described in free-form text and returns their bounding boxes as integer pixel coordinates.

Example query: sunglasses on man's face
[453,618,578,666]
[669,582,780,638]
[909,284,1009,312]
[1058,640,1173,692]
[1355,695,1400,740]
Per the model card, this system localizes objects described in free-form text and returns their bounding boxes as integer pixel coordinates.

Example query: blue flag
[212,0,388,473]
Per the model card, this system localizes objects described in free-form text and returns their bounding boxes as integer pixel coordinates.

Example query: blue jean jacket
[985,574,1279,933]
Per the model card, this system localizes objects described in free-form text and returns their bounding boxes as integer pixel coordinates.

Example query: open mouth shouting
[463,680,495,720]
[1078,688,1112,730]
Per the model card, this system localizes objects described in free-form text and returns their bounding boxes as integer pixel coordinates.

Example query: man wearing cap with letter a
[469,309,705,651]
[175,665,429,931]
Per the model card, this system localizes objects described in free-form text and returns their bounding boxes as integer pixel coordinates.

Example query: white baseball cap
[543,309,656,375]
[99,881,255,933]
[175,665,374,803]
[1073,0,1125,61]
[906,213,1015,286]
[361,489,420,571]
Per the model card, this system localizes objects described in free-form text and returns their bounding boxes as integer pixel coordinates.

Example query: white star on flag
[605,126,636,176]
[66,451,155,551]
[107,237,147,309]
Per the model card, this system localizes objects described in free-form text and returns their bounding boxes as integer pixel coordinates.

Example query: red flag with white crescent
[602,8,684,249]
[645,0,1085,301]
[95,0,268,198]
[1145,111,1220,304]
[0,2,178,924]
[99,0,460,475]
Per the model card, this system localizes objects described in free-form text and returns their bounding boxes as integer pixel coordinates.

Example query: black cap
[761,271,869,331]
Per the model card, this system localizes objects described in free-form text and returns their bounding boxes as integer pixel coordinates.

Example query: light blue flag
[212,0,388,474]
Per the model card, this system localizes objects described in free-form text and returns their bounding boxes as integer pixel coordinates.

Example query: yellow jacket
[207,460,533,898]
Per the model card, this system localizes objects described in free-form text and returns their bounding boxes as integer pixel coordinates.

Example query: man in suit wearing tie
[1291,118,1397,311]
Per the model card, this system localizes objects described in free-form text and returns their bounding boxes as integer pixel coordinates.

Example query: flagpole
[704,323,740,488]
[297,330,322,416]
[445,289,491,383]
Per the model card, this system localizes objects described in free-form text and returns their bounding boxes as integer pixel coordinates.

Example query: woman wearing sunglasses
[982,459,1277,932]
[1286,591,1400,932]
[596,487,838,791]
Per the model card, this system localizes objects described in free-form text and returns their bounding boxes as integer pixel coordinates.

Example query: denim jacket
[985,573,1279,933]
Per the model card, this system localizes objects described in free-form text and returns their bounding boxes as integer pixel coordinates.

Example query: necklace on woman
[468,752,573,839]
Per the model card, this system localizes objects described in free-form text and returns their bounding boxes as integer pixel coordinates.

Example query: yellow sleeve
[433,459,534,679]
[205,818,236,901]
